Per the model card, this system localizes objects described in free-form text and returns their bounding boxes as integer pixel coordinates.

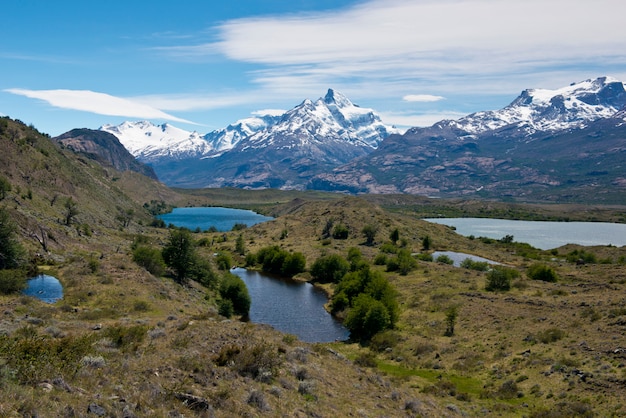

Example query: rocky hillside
[53,128,158,180]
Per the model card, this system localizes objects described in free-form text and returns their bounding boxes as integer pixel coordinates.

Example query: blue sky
[2,0,625,136]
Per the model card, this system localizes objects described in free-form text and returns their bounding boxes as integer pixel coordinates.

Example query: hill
[1,116,626,416]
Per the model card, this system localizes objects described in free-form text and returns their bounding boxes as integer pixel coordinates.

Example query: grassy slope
[1,118,626,416]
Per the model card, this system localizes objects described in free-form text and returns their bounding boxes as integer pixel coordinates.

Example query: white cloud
[161,0,626,98]
[251,109,286,117]
[5,88,197,124]
[380,110,468,130]
[403,94,445,103]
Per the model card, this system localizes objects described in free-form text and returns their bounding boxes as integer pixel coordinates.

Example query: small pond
[232,268,349,343]
[23,274,63,303]
[158,207,273,232]
[432,251,501,267]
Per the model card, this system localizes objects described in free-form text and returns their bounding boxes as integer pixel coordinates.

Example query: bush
[460,258,489,271]
[219,273,251,317]
[310,254,350,283]
[0,207,25,270]
[0,331,95,384]
[132,246,166,276]
[254,246,306,277]
[485,266,520,291]
[105,324,148,352]
[436,254,454,265]
[0,269,27,294]
[536,327,566,344]
[527,263,558,282]
[332,223,349,239]
[215,252,232,271]
[386,249,417,275]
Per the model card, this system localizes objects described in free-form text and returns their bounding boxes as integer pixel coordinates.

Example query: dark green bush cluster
[251,245,306,277]
[218,273,251,317]
[132,241,166,276]
[161,229,218,287]
[436,254,454,265]
[331,266,399,342]
[385,249,417,275]
[0,207,28,294]
[310,253,350,283]
[485,266,520,291]
[0,269,27,294]
[527,263,558,282]
[332,223,349,239]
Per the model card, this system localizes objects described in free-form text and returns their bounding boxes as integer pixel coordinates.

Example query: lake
[232,268,349,343]
[23,274,63,303]
[424,218,626,250]
[158,207,273,232]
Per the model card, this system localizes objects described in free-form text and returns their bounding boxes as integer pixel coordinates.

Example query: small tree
[362,224,377,246]
[162,229,196,284]
[0,176,11,200]
[485,266,519,291]
[0,207,24,270]
[389,228,400,245]
[235,233,246,255]
[63,197,79,226]
[422,235,432,251]
[444,305,458,336]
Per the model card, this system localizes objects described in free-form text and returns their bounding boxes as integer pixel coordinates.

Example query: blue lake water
[232,268,349,343]
[23,274,63,303]
[158,207,273,231]
[424,218,626,250]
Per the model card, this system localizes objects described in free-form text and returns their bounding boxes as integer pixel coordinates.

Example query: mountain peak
[324,88,353,108]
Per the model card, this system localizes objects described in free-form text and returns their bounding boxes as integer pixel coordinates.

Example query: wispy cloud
[160,0,626,97]
[251,109,286,117]
[5,89,197,124]
[380,110,468,130]
[403,95,445,103]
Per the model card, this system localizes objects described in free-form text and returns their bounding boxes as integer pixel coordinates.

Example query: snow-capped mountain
[312,76,626,203]
[431,76,626,136]
[100,89,398,188]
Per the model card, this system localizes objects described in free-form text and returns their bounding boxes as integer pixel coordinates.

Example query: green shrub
[254,246,306,277]
[436,254,454,265]
[310,254,350,283]
[460,258,489,271]
[414,253,433,262]
[386,249,417,275]
[373,253,388,265]
[132,245,166,276]
[536,327,566,344]
[219,273,251,317]
[566,249,597,264]
[485,266,520,292]
[0,269,27,294]
[527,263,558,282]
[105,324,148,352]
[0,330,94,384]
[332,223,349,239]
[215,252,232,271]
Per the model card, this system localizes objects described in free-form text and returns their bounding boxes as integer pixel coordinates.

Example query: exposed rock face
[53,129,158,180]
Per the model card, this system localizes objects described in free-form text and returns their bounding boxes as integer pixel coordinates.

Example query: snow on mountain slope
[243,89,399,150]
[100,121,211,162]
[101,89,398,163]
[440,76,626,135]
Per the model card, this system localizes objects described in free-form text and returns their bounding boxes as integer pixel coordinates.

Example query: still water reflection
[232,268,349,343]
[23,274,63,303]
